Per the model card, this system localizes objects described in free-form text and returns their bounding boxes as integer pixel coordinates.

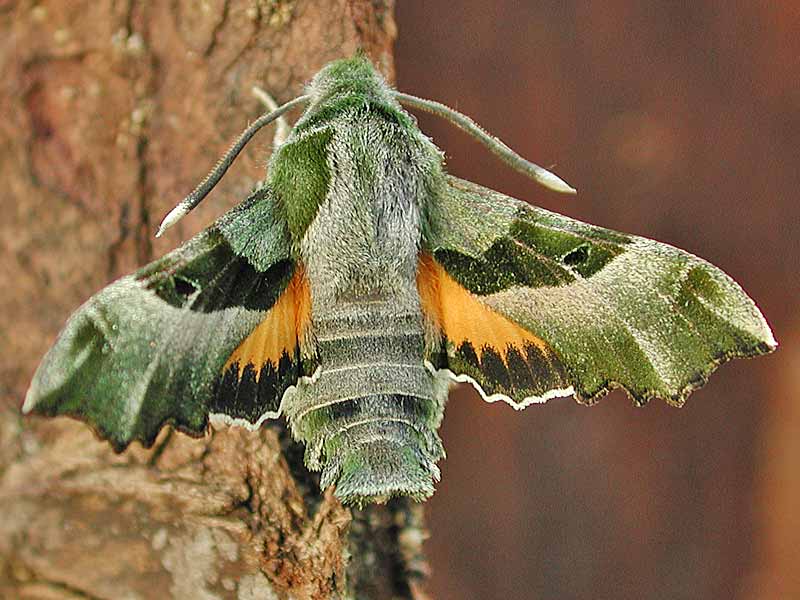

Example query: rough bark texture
[0,2,431,599]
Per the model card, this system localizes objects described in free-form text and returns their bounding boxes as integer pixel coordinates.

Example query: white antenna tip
[155,203,190,238]
[537,169,577,195]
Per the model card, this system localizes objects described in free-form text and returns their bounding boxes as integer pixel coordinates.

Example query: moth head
[306,54,391,107]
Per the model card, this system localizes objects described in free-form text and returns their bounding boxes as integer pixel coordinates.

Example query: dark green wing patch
[428,177,631,295]
[423,176,776,407]
[24,186,295,450]
[141,232,290,313]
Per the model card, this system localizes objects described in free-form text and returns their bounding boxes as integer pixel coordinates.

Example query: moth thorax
[293,393,445,506]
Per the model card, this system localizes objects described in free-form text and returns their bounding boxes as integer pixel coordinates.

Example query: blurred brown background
[394,2,798,599]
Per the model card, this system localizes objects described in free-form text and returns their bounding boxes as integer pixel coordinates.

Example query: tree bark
[0,2,429,598]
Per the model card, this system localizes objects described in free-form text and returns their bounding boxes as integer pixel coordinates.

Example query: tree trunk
[0,2,429,598]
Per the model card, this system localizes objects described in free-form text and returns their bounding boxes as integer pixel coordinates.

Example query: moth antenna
[252,86,291,147]
[394,92,577,195]
[156,94,310,237]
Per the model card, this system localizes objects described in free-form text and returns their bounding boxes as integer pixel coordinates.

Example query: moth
[24,56,776,505]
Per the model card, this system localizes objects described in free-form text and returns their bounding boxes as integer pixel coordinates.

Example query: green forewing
[24,186,295,450]
[424,176,776,405]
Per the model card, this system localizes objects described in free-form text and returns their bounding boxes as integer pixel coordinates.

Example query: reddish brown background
[395,2,798,600]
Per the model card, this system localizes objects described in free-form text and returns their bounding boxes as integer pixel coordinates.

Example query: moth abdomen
[301,394,444,506]
[282,319,448,504]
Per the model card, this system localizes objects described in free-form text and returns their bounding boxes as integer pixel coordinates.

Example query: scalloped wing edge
[208,366,323,431]
[425,338,775,411]
[574,338,777,408]
[424,360,575,409]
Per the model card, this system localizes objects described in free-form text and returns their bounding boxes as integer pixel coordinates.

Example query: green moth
[24,56,776,505]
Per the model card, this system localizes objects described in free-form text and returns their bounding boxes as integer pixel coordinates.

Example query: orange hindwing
[224,266,312,380]
[417,254,552,360]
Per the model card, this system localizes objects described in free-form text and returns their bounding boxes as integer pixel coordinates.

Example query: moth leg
[252,86,291,147]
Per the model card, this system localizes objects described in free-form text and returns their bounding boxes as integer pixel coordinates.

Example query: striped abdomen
[282,303,447,505]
